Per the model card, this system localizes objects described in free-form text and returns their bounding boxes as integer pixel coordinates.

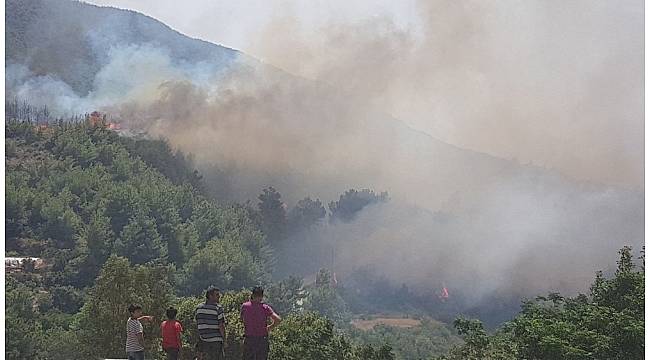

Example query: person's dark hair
[128,304,142,314]
[166,307,178,320]
[205,285,220,300]
[251,286,264,298]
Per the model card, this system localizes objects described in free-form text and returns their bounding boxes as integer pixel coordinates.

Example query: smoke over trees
[4,2,644,355]
[329,189,389,223]
[258,186,287,244]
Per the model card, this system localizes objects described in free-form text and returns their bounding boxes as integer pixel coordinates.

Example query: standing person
[126,304,154,360]
[161,306,183,360]
[240,286,282,360]
[195,286,226,360]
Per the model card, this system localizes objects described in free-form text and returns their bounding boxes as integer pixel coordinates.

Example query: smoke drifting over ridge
[247,0,644,190]
[6,0,643,307]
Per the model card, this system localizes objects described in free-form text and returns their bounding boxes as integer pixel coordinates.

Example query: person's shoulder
[198,302,223,312]
[127,318,142,331]
[196,302,212,311]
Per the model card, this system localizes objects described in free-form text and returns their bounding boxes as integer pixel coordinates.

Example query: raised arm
[137,315,154,322]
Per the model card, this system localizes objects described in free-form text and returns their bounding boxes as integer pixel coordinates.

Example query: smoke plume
[5,0,644,310]
[246,0,644,190]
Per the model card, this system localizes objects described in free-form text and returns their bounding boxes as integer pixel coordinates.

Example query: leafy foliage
[5,278,43,360]
[328,188,388,223]
[288,197,326,233]
[77,256,175,358]
[304,269,350,325]
[350,319,461,360]
[269,311,356,360]
[180,238,266,295]
[7,119,641,360]
[265,276,307,315]
[258,186,287,244]
[5,120,277,358]
[438,247,645,360]
[5,120,268,287]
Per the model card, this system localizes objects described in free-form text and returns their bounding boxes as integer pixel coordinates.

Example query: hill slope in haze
[5,0,518,209]
[6,0,644,311]
[6,0,238,95]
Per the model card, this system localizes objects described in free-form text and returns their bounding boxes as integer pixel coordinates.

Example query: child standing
[161,306,183,360]
[126,304,154,360]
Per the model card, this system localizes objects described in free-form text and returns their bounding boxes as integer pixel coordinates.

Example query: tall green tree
[269,312,356,360]
[181,239,264,295]
[265,276,306,315]
[438,247,644,360]
[39,191,81,249]
[257,186,287,243]
[5,279,44,360]
[288,197,326,233]
[77,256,174,358]
[113,213,167,264]
[328,189,388,223]
[304,269,350,324]
[79,210,113,269]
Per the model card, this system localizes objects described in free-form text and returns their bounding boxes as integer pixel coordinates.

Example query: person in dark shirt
[195,286,226,360]
[240,286,281,360]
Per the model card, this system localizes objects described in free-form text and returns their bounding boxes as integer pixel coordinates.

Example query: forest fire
[88,111,122,131]
[3,0,643,358]
[439,285,449,302]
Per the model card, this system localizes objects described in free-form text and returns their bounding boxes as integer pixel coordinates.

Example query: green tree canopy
[328,189,388,223]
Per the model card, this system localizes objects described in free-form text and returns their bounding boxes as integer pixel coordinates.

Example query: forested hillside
[5,0,643,359]
[6,0,238,95]
[437,247,644,360]
[5,118,437,359]
[5,114,644,360]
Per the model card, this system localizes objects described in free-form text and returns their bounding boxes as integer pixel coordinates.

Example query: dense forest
[5,113,644,359]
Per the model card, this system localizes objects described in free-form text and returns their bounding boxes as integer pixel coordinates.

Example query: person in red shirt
[240,286,282,360]
[161,306,183,360]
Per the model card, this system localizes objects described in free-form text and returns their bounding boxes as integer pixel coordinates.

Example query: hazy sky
[84,0,644,189]
[85,0,423,51]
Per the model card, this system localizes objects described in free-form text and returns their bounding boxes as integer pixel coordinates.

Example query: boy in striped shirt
[125,304,154,360]
[195,286,226,360]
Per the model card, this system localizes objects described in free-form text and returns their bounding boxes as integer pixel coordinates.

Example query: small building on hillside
[5,257,46,273]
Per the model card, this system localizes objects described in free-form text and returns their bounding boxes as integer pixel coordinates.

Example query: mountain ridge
[5,0,642,205]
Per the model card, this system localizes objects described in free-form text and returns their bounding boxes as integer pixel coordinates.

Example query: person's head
[166,306,178,320]
[128,304,143,318]
[251,286,264,302]
[205,285,220,303]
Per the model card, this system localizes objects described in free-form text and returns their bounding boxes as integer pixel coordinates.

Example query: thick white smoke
[5,1,644,308]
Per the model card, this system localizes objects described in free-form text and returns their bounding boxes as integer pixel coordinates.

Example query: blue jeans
[127,351,145,360]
